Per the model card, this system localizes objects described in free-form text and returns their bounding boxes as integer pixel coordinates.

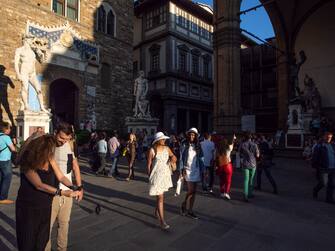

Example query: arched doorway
[49,79,79,127]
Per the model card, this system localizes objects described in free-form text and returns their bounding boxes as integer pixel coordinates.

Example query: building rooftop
[134,0,213,24]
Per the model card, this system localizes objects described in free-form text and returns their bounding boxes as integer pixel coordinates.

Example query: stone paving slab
[1,157,335,251]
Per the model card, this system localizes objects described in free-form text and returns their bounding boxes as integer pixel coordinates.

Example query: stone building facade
[134,0,214,134]
[0,0,133,132]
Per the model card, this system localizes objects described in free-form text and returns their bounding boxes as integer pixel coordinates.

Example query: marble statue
[133,71,151,118]
[14,34,49,113]
[303,75,321,114]
[289,50,307,98]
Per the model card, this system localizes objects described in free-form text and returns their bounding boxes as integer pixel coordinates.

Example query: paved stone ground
[1,157,335,251]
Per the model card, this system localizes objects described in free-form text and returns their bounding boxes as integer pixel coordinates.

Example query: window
[192,55,199,76]
[190,15,198,34]
[151,54,160,71]
[97,5,106,33]
[203,55,211,80]
[133,61,138,77]
[179,53,187,72]
[176,7,188,29]
[145,5,167,30]
[107,11,115,36]
[149,44,161,72]
[101,63,111,88]
[96,3,116,37]
[52,0,79,21]
[204,60,209,79]
[191,49,200,76]
[178,45,189,72]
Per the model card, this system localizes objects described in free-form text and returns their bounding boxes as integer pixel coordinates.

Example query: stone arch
[49,78,79,127]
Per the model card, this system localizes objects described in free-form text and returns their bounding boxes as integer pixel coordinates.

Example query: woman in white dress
[147,132,177,230]
[179,128,204,219]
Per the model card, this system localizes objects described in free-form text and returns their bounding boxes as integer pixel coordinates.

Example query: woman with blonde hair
[15,134,79,251]
[147,132,176,229]
[125,133,137,181]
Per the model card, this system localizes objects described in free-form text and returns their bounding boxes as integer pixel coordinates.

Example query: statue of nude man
[133,70,149,117]
[14,35,49,113]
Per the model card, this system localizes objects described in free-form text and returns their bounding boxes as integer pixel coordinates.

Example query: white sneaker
[225,193,231,200]
[220,193,226,198]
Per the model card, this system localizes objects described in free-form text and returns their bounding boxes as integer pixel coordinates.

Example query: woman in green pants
[239,133,260,202]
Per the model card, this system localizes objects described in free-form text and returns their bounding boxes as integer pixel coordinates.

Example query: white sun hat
[152,132,170,145]
[186,127,199,135]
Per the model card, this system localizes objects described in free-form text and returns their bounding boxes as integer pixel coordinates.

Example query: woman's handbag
[168,161,177,172]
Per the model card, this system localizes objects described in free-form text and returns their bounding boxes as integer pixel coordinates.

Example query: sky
[198,0,275,42]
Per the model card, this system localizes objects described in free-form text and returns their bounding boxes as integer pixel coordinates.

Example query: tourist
[215,134,236,200]
[0,121,16,204]
[147,132,176,229]
[125,133,137,181]
[95,131,108,175]
[16,134,79,251]
[239,132,260,202]
[179,128,204,219]
[169,134,180,160]
[46,122,84,251]
[312,131,335,203]
[302,140,312,160]
[200,132,215,192]
[108,131,120,177]
[142,129,149,158]
[256,135,278,194]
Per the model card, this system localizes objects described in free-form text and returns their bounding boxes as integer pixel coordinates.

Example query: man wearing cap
[179,128,204,219]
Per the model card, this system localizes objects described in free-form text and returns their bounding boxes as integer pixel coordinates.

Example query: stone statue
[133,71,151,118]
[303,75,321,114]
[14,34,49,113]
[289,50,307,99]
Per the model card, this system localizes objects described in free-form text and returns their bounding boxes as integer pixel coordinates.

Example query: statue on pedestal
[133,71,151,118]
[289,50,307,99]
[14,35,49,113]
[303,75,321,114]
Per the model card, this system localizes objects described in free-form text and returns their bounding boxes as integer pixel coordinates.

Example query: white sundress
[149,147,173,196]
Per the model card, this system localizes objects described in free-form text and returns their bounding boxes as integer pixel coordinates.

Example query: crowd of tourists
[0,119,334,250]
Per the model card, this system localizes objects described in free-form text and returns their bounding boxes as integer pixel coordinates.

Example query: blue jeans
[0,160,12,200]
[109,156,119,175]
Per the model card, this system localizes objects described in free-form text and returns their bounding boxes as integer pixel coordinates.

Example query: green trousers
[243,168,256,198]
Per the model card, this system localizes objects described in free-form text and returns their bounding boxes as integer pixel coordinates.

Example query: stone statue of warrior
[14,35,49,113]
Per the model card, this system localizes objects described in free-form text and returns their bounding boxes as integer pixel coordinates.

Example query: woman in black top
[16,135,79,251]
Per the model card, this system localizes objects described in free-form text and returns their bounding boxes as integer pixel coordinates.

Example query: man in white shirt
[200,132,215,192]
[46,122,83,251]
[108,132,120,177]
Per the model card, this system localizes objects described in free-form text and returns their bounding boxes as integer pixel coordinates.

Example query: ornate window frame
[96,2,116,37]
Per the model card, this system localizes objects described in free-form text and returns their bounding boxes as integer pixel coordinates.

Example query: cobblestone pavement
[1,157,335,251]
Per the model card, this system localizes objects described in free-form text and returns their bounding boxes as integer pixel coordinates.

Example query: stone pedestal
[302,112,313,134]
[286,103,304,149]
[125,116,159,136]
[16,110,51,141]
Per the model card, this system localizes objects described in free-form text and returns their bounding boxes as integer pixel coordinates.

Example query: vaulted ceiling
[260,0,334,52]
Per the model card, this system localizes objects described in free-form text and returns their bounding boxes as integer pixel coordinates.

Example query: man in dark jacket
[312,131,335,203]
[256,135,278,194]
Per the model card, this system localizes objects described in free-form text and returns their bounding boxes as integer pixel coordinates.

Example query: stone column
[213,0,242,134]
